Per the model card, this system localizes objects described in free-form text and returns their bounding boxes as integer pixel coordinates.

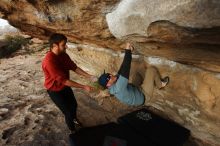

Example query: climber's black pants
[47,87,77,131]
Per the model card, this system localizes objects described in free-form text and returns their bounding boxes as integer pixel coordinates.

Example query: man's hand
[125,42,134,51]
[83,85,93,92]
[89,75,98,82]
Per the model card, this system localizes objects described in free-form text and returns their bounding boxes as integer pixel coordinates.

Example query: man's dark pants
[47,87,77,131]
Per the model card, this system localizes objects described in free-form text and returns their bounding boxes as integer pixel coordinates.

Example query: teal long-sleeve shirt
[109,75,145,106]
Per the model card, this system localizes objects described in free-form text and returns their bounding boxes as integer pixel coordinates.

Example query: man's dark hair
[49,33,67,48]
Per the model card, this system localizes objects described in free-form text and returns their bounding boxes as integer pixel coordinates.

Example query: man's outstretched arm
[117,43,133,79]
[64,79,93,92]
[75,67,97,82]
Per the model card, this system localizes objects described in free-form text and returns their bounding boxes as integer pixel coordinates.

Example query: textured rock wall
[106,0,220,38]
[0,0,220,145]
[0,0,123,49]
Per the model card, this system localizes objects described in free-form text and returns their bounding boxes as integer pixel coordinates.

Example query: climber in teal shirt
[98,43,169,106]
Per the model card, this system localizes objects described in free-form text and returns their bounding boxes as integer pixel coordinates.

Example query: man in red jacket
[42,33,96,133]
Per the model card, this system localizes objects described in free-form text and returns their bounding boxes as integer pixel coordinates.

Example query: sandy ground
[0,44,136,146]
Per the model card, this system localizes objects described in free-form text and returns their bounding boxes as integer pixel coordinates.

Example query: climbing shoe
[160,76,169,89]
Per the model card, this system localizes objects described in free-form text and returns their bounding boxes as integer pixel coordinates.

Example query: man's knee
[147,66,158,74]
[148,66,156,70]
[132,72,143,86]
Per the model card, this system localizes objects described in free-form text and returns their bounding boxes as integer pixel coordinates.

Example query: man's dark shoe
[73,119,82,126]
[70,129,76,134]
[73,119,82,131]
[69,126,76,134]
